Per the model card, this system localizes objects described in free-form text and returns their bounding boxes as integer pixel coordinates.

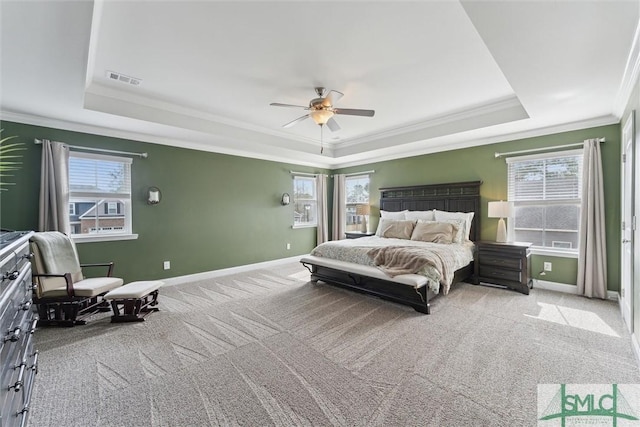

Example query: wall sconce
[148,187,161,205]
[281,193,290,205]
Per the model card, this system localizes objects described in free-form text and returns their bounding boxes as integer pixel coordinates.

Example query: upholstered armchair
[30,232,123,326]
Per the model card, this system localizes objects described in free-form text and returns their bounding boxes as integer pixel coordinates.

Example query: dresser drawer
[0,344,27,425]
[0,265,32,339]
[477,253,522,270]
[479,266,522,283]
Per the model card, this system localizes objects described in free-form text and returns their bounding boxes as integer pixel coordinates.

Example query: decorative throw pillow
[417,219,464,244]
[410,221,455,244]
[381,220,416,240]
[434,210,475,241]
[375,218,405,236]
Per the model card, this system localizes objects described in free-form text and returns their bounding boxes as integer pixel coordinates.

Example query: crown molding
[331,114,619,169]
[614,17,640,118]
[0,110,335,168]
[84,83,323,148]
[339,96,525,149]
[0,109,619,171]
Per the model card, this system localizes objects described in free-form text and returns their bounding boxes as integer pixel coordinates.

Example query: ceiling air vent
[106,70,142,87]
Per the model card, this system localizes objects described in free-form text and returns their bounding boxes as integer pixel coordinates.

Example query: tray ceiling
[1,1,638,168]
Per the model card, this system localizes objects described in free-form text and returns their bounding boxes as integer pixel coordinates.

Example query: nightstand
[345,231,375,239]
[474,241,532,294]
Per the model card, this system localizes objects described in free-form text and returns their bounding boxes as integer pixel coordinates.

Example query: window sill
[292,224,317,229]
[71,233,139,243]
[529,247,578,258]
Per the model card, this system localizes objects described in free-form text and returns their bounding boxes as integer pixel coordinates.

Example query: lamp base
[496,218,507,243]
[361,216,368,233]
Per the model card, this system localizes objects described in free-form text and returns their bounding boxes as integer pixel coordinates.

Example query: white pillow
[405,210,435,221]
[380,210,408,220]
[417,219,464,244]
[434,210,475,241]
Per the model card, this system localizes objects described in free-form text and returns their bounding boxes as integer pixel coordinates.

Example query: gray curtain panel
[577,139,607,299]
[316,174,328,245]
[332,174,346,240]
[39,140,70,234]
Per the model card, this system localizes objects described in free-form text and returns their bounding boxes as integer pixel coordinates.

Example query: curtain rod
[330,170,375,178]
[494,138,605,159]
[289,170,318,177]
[34,139,148,158]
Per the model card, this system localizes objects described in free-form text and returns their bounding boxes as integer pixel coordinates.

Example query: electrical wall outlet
[543,262,552,272]
[163,261,171,270]
[286,243,291,250]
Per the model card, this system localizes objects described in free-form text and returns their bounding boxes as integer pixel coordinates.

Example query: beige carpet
[29,262,639,426]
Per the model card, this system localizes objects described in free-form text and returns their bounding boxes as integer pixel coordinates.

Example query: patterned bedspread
[310,236,474,294]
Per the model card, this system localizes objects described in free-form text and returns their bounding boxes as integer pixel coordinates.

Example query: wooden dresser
[474,241,532,294]
[0,231,38,427]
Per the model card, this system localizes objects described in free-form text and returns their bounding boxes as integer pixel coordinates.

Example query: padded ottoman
[104,280,163,323]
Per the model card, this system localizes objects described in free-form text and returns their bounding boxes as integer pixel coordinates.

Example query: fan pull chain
[320,124,324,154]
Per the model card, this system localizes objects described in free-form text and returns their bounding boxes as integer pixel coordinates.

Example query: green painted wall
[0,120,325,282]
[335,124,621,290]
[0,120,622,291]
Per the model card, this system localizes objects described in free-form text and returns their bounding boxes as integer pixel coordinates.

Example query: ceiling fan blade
[282,114,309,128]
[270,102,308,109]
[326,117,341,132]
[334,108,375,117]
[325,90,344,106]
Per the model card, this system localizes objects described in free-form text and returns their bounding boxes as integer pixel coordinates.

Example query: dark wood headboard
[379,181,482,241]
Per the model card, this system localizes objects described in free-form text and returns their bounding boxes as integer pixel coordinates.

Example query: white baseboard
[533,279,618,301]
[162,254,307,286]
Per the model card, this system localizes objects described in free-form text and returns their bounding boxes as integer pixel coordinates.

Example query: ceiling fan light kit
[310,109,334,125]
[270,87,375,154]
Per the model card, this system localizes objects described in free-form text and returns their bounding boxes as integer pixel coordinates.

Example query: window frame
[68,151,137,243]
[292,175,318,228]
[506,149,583,255]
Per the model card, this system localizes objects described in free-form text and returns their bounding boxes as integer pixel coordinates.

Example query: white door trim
[621,111,635,333]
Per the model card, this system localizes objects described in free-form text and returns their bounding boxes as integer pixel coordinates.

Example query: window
[106,202,118,215]
[345,174,370,231]
[68,151,132,238]
[507,149,583,252]
[293,176,317,227]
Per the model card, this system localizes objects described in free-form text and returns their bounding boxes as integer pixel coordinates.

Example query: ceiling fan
[270,87,375,133]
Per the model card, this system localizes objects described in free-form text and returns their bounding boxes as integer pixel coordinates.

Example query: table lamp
[488,201,512,243]
[355,204,370,233]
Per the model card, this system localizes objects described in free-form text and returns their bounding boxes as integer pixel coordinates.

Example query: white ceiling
[1,1,638,168]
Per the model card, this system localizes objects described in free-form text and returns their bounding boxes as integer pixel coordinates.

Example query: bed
[300,181,481,314]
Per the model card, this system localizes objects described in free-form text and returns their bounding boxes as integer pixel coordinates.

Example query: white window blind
[507,150,583,202]
[68,151,133,236]
[69,151,132,198]
[506,149,583,251]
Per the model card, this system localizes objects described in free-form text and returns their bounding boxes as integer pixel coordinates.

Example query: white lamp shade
[487,201,512,218]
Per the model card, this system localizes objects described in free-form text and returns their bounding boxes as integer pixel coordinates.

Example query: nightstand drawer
[477,254,521,270]
[478,266,522,283]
